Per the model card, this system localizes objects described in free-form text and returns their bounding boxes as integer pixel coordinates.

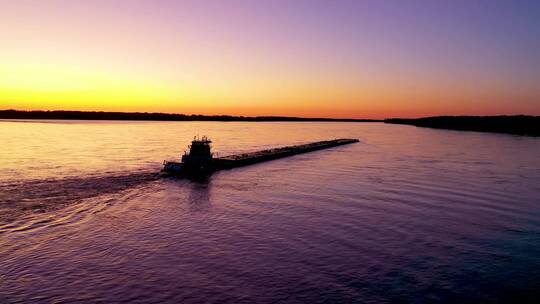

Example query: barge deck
[214,139,359,169]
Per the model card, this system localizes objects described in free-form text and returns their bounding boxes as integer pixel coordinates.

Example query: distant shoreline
[0,110,379,122]
[385,115,540,137]
[2,110,539,137]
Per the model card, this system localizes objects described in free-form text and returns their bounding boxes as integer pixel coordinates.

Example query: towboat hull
[162,161,183,175]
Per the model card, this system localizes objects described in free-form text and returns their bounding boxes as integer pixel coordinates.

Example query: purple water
[1,120,539,303]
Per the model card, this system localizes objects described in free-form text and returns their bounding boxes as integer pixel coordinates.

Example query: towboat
[162,136,213,176]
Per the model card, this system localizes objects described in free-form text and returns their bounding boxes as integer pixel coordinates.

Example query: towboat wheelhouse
[181,136,213,173]
[163,136,213,176]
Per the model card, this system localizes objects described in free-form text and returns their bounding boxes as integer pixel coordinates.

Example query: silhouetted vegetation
[0,110,379,122]
[385,115,540,136]
[4,110,538,136]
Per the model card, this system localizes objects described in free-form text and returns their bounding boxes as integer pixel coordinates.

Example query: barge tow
[163,136,359,177]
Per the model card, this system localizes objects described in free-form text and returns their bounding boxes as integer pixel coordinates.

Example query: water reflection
[187,178,212,213]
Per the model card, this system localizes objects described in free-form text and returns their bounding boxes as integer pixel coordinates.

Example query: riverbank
[385,115,540,136]
[3,110,538,136]
[0,110,379,122]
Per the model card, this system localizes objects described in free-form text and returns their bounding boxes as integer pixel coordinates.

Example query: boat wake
[0,171,161,224]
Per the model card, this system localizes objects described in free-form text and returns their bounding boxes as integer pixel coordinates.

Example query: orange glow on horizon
[1,1,539,119]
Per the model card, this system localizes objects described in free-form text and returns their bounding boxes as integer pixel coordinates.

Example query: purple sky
[1,0,539,117]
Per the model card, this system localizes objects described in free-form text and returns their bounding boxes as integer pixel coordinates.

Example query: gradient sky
[1,0,539,118]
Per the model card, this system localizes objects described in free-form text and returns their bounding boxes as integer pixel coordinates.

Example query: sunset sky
[1,0,539,118]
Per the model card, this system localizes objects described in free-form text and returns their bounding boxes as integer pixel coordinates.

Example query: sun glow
[1,1,539,118]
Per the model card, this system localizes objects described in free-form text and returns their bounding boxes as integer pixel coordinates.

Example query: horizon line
[1,109,538,122]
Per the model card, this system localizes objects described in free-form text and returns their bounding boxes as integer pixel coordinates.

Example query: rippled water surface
[1,120,540,303]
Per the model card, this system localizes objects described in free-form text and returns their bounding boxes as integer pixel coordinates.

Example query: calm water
[1,120,540,303]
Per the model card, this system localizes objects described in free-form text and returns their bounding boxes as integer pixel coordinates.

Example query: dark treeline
[3,110,538,136]
[385,115,540,136]
[0,110,379,122]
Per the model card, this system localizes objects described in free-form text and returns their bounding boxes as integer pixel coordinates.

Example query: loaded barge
[163,136,359,177]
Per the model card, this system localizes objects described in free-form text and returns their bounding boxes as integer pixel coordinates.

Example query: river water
[1,120,539,303]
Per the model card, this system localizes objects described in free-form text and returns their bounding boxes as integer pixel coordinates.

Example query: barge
[163,136,359,177]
